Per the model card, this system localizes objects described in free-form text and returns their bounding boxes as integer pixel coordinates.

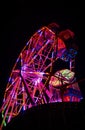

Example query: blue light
[16,58,19,63]
[26,41,29,46]
[8,77,11,82]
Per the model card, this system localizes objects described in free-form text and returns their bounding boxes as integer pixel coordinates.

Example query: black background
[0,1,85,129]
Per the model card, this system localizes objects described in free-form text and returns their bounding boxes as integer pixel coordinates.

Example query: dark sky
[0,1,85,106]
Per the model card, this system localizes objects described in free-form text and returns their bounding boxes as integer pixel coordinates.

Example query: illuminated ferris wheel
[0,23,83,129]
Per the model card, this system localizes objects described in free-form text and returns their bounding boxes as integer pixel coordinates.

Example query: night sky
[0,1,85,127]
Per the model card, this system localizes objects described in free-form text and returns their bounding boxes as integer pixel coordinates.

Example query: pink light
[34,77,42,85]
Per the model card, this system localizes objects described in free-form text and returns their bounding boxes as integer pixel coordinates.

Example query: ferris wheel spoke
[1,76,22,126]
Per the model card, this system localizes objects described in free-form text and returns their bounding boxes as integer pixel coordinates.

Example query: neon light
[0,23,83,129]
[55,69,75,82]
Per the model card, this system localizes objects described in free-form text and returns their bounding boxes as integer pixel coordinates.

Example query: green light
[3,120,6,127]
[2,110,4,118]
[2,113,4,118]
[55,69,75,81]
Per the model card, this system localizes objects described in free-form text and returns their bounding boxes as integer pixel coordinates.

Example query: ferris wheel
[0,23,83,129]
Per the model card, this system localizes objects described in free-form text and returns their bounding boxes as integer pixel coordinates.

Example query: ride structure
[0,23,83,129]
